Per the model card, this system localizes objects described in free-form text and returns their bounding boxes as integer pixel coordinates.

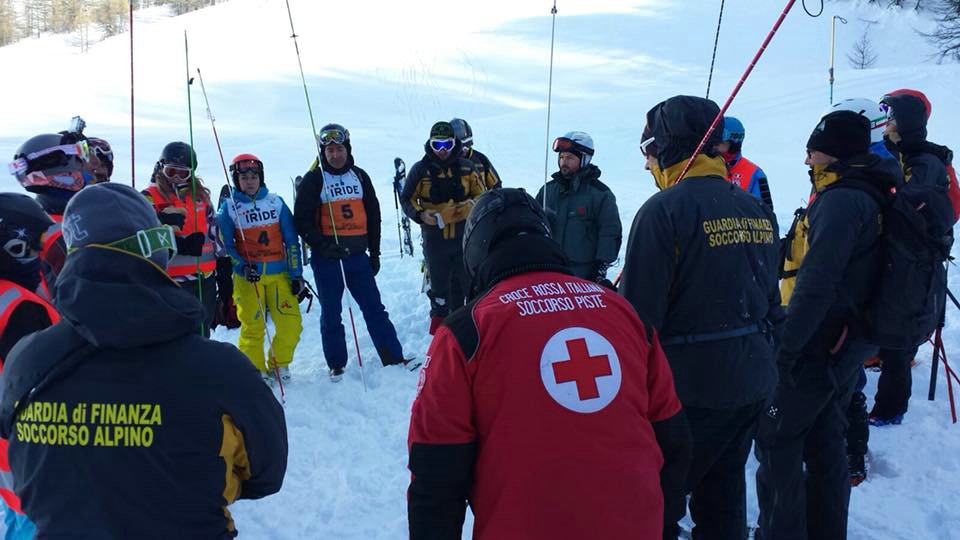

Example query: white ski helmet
[828,98,889,144]
[553,131,595,167]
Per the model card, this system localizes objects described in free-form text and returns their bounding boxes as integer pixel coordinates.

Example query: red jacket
[408,270,682,540]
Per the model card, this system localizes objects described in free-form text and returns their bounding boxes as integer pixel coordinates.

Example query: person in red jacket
[0,193,61,540]
[407,188,692,540]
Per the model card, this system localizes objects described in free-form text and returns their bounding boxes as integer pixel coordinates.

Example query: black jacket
[780,154,899,364]
[619,158,784,409]
[0,247,287,539]
[463,147,501,190]
[535,164,622,280]
[294,154,382,257]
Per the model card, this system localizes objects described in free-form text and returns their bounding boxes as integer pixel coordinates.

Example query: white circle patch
[539,327,621,413]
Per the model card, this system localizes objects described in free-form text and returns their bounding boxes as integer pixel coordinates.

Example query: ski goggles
[234,160,262,174]
[879,101,895,122]
[639,136,657,157]
[8,141,89,177]
[319,127,349,146]
[99,226,178,259]
[429,138,455,152]
[162,164,192,179]
[552,137,594,156]
[3,237,33,259]
[90,142,114,165]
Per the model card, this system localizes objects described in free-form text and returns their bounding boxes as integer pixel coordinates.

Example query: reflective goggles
[552,137,594,156]
[319,128,349,146]
[234,160,262,174]
[639,136,657,157]
[879,101,894,121]
[97,226,178,259]
[430,138,455,152]
[92,144,113,164]
[162,164,192,179]
[8,140,89,177]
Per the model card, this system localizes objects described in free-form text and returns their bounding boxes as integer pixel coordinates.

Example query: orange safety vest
[37,216,64,302]
[0,280,60,514]
[728,156,760,192]
[143,185,217,278]
[317,170,368,238]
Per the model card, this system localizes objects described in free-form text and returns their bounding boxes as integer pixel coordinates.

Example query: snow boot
[869,413,904,427]
[329,368,345,383]
[849,454,867,487]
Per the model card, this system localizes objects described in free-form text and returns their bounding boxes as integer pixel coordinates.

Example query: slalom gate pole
[675,0,799,184]
[705,0,725,99]
[542,0,558,216]
[284,0,366,391]
[185,31,205,336]
[129,1,135,188]
[196,68,286,399]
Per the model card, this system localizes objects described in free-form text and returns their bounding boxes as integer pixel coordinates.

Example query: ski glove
[318,243,350,260]
[290,277,311,303]
[242,264,262,283]
[175,232,206,257]
[158,208,187,231]
[369,253,380,276]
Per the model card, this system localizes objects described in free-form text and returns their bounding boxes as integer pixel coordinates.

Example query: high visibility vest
[317,170,368,237]
[225,193,286,263]
[728,156,760,192]
[0,281,60,515]
[143,186,217,278]
[38,216,64,302]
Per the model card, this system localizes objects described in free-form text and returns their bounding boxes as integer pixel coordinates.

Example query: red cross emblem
[540,327,621,413]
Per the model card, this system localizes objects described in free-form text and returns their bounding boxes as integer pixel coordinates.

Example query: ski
[393,158,415,258]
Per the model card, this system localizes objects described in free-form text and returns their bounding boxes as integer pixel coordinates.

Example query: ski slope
[1,0,960,538]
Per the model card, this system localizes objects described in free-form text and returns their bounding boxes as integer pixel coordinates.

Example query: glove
[595,277,616,291]
[242,264,261,283]
[318,243,350,260]
[290,277,311,303]
[158,207,187,231]
[369,253,380,276]
[175,232,206,257]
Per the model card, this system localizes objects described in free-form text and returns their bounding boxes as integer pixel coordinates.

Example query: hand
[290,277,311,303]
[175,232,206,256]
[320,243,350,260]
[158,207,187,231]
[242,264,261,283]
[595,277,616,291]
[369,253,380,276]
[419,210,438,226]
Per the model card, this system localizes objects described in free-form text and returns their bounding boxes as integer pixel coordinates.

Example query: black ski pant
[664,401,764,540]
[423,236,469,318]
[872,345,917,419]
[755,339,877,540]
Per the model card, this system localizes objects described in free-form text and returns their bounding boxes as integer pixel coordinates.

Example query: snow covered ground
[1,0,959,538]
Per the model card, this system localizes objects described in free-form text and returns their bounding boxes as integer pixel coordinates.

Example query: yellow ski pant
[234,273,303,371]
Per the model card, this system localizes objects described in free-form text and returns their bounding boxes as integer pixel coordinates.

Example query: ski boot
[329,367,345,383]
[849,454,867,486]
[869,414,904,427]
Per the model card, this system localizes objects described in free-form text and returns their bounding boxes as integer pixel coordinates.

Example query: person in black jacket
[0,183,287,539]
[294,123,409,381]
[451,117,501,190]
[619,95,783,540]
[755,111,898,540]
[401,121,486,335]
[869,89,955,425]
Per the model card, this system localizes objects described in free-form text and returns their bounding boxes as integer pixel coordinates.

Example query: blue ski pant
[311,253,403,370]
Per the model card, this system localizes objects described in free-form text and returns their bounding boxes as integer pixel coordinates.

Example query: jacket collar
[652,154,727,190]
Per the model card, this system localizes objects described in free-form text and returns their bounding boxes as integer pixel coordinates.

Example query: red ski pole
[675,0,798,183]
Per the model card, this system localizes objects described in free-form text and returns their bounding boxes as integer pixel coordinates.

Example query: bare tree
[848,30,879,69]
[927,0,960,61]
[0,0,17,46]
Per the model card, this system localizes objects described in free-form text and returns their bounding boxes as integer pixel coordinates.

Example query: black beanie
[430,121,455,139]
[806,110,871,160]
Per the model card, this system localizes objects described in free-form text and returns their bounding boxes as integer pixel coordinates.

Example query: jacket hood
[651,153,727,190]
[55,246,204,348]
[883,93,928,152]
[646,95,723,170]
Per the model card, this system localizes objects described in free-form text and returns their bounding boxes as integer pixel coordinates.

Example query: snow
[1,0,959,538]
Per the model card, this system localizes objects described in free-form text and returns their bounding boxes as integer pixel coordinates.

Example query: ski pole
[284,0,366,391]
[542,0,558,216]
[705,0,726,99]
[129,0,135,188]
[185,31,205,337]
[675,0,799,184]
[196,68,286,400]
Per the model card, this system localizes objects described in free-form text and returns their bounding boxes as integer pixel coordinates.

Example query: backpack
[829,178,954,349]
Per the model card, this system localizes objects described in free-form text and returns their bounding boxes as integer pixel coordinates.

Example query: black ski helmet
[450,118,473,147]
[159,142,196,168]
[0,193,55,274]
[229,153,265,190]
[462,188,551,280]
[11,133,89,193]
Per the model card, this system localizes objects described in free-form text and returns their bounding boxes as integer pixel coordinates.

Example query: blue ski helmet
[721,116,745,144]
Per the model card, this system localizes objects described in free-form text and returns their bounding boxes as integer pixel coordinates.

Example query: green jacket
[535,164,622,279]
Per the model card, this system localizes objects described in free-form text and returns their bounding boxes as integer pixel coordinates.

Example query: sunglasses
[162,164,192,179]
[430,138,455,152]
[8,141,89,177]
[319,128,349,146]
[235,160,262,174]
[639,136,657,157]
